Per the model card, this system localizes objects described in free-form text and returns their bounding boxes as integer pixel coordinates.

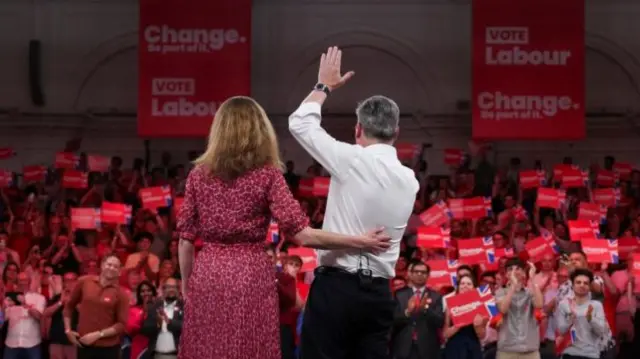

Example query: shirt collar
[363,143,398,158]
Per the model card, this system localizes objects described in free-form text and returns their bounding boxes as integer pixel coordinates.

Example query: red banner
[101,201,133,225]
[138,0,252,137]
[71,208,102,230]
[445,290,490,327]
[472,0,585,140]
[298,177,330,198]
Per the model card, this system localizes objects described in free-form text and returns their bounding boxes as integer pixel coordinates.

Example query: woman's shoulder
[188,164,282,183]
[244,165,285,183]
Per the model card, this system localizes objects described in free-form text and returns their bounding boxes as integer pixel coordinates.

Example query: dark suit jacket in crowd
[141,299,184,353]
[391,286,445,359]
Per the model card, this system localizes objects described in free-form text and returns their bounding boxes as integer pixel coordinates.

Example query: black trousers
[281,324,295,359]
[300,267,394,359]
[78,345,120,359]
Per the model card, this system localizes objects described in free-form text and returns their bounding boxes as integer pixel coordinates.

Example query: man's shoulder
[76,275,97,286]
[427,288,443,300]
[396,286,412,296]
[495,287,508,297]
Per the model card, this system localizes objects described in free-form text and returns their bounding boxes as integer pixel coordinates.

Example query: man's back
[317,144,419,278]
[291,47,421,359]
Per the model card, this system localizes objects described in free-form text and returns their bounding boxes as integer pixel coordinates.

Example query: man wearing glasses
[141,278,183,359]
[390,260,444,359]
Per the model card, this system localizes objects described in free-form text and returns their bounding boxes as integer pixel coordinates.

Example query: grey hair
[355,95,400,141]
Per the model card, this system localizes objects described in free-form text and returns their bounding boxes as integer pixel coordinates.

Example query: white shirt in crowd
[155,300,178,353]
[289,102,420,278]
[4,292,46,348]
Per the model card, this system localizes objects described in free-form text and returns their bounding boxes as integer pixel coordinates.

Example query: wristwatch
[314,83,331,95]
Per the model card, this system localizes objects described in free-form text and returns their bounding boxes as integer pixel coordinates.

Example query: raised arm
[288,46,360,181]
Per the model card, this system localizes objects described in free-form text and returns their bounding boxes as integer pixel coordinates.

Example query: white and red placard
[173,196,185,217]
[568,220,599,241]
[445,289,490,327]
[617,237,639,260]
[595,169,617,187]
[426,259,458,288]
[62,170,88,189]
[581,239,618,264]
[525,236,554,263]
[613,163,634,181]
[55,152,79,169]
[536,188,566,209]
[22,165,47,183]
[0,170,12,188]
[577,202,607,224]
[553,164,580,180]
[448,197,492,219]
[87,155,111,172]
[630,253,640,278]
[71,208,102,230]
[138,0,252,137]
[298,177,330,197]
[101,201,133,225]
[472,0,585,140]
[417,227,451,249]
[0,148,15,159]
[592,188,620,208]
[266,221,280,244]
[395,143,420,161]
[457,237,495,265]
[287,247,317,273]
[139,186,173,210]
[419,201,453,227]
[561,168,588,188]
[519,170,546,189]
[444,149,465,166]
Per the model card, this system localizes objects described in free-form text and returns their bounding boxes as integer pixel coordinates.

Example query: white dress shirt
[4,292,46,348]
[155,301,178,353]
[289,102,420,278]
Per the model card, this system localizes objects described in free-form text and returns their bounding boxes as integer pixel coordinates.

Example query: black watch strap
[314,83,331,95]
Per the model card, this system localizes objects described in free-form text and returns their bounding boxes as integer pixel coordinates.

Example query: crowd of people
[0,145,639,359]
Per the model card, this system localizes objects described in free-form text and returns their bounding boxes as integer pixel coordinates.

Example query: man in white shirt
[3,272,46,359]
[290,46,419,359]
[141,278,183,359]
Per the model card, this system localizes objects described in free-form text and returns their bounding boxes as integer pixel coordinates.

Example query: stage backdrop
[472,0,585,140]
[138,0,251,137]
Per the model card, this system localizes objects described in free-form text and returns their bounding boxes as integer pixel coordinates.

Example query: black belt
[314,266,389,285]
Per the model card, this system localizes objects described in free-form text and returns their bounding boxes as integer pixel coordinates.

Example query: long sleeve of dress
[267,168,309,238]
[176,168,200,242]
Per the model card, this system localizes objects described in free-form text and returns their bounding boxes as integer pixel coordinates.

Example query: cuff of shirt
[294,102,322,118]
